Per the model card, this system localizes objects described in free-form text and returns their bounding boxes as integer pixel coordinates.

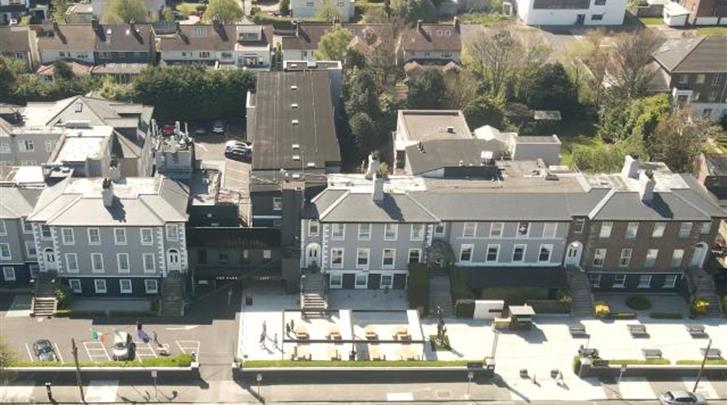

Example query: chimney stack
[453,16,460,31]
[91,17,99,31]
[365,153,380,180]
[294,21,300,37]
[102,178,114,208]
[372,173,384,202]
[109,161,122,182]
[417,20,423,32]
[620,154,640,180]
[639,170,656,203]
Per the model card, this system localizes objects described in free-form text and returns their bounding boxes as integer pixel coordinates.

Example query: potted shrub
[625,295,651,310]
[691,297,710,316]
[594,300,610,318]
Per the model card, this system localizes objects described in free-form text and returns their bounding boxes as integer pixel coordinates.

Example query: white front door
[690,243,708,268]
[43,248,57,270]
[167,249,180,271]
[564,242,582,267]
[305,243,320,268]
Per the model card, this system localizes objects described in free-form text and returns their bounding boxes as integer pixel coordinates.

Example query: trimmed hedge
[676,359,727,365]
[10,354,193,368]
[450,269,474,301]
[649,312,684,319]
[455,299,475,318]
[625,295,651,310]
[407,263,429,315]
[593,358,671,366]
[242,360,470,367]
[606,312,637,320]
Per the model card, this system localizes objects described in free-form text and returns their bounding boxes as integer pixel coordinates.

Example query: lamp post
[256,373,263,400]
[151,370,158,402]
[466,371,474,399]
[617,364,627,385]
[45,382,54,402]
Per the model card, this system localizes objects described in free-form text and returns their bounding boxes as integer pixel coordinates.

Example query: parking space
[176,340,201,358]
[133,341,158,362]
[83,341,111,362]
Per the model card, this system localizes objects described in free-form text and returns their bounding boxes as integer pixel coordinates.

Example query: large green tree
[524,62,578,116]
[463,94,506,129]
[350,112,381,153]
[204,0,244,23]
[344,68,380,118]
[51,0,69,22]
[646,110,714,173]
[100,0,148,23]
[393,0,436,23]
[407,68,445,109]
[597,92,670,142]
[315,0,343,22]
[315,26,353,61]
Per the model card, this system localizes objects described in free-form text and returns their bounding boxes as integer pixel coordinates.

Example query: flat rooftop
[396,110,472,149]
[53,126,114,163]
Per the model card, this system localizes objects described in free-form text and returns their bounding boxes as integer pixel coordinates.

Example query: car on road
[659,391,708,405]
[32,339,57,362]
[112,331,135,361]
[212,120,226,134]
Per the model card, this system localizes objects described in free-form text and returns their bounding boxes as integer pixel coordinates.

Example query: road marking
[54,342,64,364]
[165,325,199,331]
[176,340,201,359]
[196,143,208,151]
[25,343,33,361]
[85,380,118,403]
[84,341,111,362]
[618,377,655,400]
[0,383,34,403]
[387,393,414,401]
[135,342,157,362]
[682,377,719,399]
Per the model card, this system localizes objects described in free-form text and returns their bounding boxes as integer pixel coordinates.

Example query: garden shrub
[625,295,651,310]
[407,263,429,314]
[455,299,475,318]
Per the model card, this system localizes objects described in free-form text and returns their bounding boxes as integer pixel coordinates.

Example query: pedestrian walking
[262,320,267,338]
[273,333,279,350]
[153,331,160,347]
[259,332,266,349]
[290,318,295,332]
[285,323,291,336]
[136,320,143,331]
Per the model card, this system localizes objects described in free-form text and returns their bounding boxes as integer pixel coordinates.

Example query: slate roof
[280,23,333,50]
[27,176,189,226]
[703,153,727,176]
[0,27,31,53]
[250,71,339,171]
[652,36,727,73]
[159,24,273,51]
[36,61,92,77]
[37,23,153,52]
[315,191,438,223]
[400,22,461,53]
[0,187,42,219]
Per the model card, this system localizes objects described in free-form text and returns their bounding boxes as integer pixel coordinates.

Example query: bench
[686,325,707,337]
[628,324,648,337]
[702,348,722,360]
[569,324,587,337]
[642,348,662,360]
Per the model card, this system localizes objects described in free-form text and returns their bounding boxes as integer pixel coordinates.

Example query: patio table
[627,324,648,337]
[365,325,378,340]
[687,324,706,337]
[641,349,662,359]
[295,325,309,340]
[328,325,342,340]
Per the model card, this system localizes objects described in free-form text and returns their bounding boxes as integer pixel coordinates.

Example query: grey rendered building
[0,186,42,287]
[302,156,724,294]
[26,175,190,297]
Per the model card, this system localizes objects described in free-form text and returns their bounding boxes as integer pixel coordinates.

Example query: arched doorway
[43,248,57,270]
[167,249,180,271]
[690,242,708,268]
[305,243,321,268]
[565,241,583,267]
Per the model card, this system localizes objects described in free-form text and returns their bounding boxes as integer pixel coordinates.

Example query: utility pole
[71,338,85,403]
[693,338,712,393]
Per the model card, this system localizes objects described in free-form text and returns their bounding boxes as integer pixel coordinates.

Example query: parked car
[32,339,57,362]
[212,120,225,134]
[224,140,252,160]
[194,127,207,137]
[659,391,708,405]
[112,331,135,361]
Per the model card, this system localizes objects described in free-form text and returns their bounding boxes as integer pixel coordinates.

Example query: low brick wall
[5,365,199,385]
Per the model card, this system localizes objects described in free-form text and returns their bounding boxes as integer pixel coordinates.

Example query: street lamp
[617,364,627,384]
[151,370,158,402]
[45,382,54,402]
[466,371,474,399]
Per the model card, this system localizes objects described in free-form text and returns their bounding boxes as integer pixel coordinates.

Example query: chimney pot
[417,20,423,31]
[102,177,114,207]
[372,173,384,202]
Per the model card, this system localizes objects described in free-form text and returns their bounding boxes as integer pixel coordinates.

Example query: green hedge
[676,359,727,365]
[606,312,637,320]
[649,312,684,319]
[242,360,470,367]
[450,269,474,301]
[593,358,671,366]
[407,263,429,315]
[625,295,651,310]
[455,299,475,318]
[11,354,193,368]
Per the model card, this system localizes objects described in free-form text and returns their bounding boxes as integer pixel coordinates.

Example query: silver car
[659,391,708,405]
[111,331,135,361]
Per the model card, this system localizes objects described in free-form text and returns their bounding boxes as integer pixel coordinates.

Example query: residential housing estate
[514,0,627,25]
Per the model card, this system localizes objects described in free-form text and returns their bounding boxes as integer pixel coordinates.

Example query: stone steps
[32,297,57,317]
[429,275,453,318]
[566,269,594,317]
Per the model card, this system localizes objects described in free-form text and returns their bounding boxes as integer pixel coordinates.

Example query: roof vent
[291,103,299,108]
[292,173,302,179]
[306,162,316,168]
[292,155,301,161]
[446,126,455,133]
[290,85,298,90]
[291,119,299,125]
[292,143,300,149]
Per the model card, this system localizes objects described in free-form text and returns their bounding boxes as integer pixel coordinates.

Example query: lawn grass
[639,17,663,25]
[459,13,513,26]
[697,26,727,36]
[676,359,727,365]
[10,354,193,368]
[242,360,471,367]
[595,358,671,366]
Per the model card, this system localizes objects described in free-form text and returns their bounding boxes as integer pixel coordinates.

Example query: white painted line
[25,343,33,361]
[84,341,111,362]
[618,377,655,400]
[683,377,719,399]
[387,393,414,401]
[134,342,157,362]
[165,325,199,331]
[85,380,119,403]
[54,342,64,364]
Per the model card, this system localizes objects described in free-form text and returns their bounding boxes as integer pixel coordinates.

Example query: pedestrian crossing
[84,380,119,403]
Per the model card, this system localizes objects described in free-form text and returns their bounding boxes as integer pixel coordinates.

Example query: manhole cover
[435,390,451,399]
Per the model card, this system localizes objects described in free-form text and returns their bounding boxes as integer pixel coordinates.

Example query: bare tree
[608,29,663,99]
[359,18,406,88]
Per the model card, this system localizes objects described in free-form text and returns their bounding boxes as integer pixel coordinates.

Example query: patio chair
[641,348,662,360]
[702,348,722,360]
